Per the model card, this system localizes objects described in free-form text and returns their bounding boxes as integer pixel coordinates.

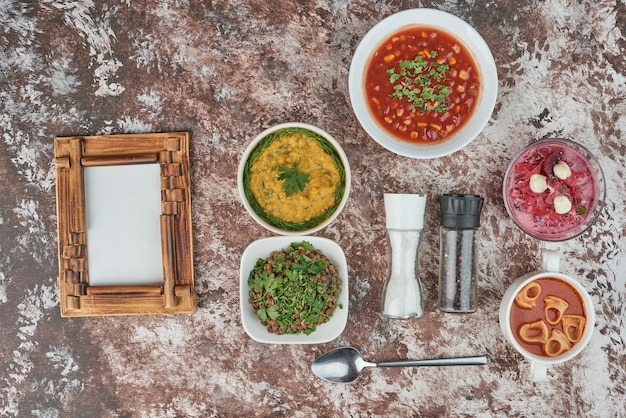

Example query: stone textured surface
[1,1,625,417]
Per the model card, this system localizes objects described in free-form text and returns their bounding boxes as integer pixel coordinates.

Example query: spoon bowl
[312,347,488,383]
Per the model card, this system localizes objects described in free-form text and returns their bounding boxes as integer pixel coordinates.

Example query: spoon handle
[375,355,488,368]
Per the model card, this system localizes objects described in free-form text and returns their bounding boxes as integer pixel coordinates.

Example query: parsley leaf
[247,241,342,335]
[386,50,450,113]
[277,160,310,196]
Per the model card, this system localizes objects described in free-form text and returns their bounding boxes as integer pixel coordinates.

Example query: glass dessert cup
[503,138,606,241]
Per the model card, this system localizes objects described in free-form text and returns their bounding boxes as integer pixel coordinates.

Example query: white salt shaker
[381,193,427,319]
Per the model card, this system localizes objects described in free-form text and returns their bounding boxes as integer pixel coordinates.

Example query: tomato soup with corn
[365,26,480,144]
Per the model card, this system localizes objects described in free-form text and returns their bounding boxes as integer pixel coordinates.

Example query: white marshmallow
[529,174,548,193]
[554,195,572,214]
[553,162,572,180]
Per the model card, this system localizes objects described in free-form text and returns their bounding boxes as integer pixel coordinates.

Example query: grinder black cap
[439,194,484,228]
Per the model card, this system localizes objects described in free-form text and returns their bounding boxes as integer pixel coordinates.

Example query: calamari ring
[562,314,586,344]
[518,319,549,344]
[544,329,572,357]
[514,281,542,309]
[544,295,570,325]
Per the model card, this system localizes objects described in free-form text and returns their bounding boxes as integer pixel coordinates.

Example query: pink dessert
[503,139,605,241]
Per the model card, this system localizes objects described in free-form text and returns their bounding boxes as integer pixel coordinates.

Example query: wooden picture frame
[54,132,196,316]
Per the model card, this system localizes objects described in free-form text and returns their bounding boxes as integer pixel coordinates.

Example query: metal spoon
[311,346,488,383]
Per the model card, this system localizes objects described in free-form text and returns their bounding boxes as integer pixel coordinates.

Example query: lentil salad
[247,241,342,335]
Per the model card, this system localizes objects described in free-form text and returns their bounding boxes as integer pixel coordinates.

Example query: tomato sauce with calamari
[510,277,586,357]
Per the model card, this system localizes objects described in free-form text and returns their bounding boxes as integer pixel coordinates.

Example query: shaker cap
[384,193,427,230]
[439,194,484,228]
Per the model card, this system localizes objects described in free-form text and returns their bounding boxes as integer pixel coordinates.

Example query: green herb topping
[386,51,450,113]
[277,159,310,197]
[243,127,346,231]
[247,241,342,335]
[576,205,587,215]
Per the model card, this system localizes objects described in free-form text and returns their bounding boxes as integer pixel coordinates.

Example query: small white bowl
[240,236,349,344]
[349,8,498,158]
[237,122,351,235]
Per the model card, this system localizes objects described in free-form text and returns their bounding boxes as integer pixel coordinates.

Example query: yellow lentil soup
[243,128,346,231]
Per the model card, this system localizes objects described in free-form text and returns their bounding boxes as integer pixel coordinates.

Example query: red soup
[510,277,586,357]
[364,26,480,144]
[504,140,597,239]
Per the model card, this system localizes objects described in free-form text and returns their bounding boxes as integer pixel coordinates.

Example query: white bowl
[237,122,351,235]
[349,8,498,158]
[240,236,349,344]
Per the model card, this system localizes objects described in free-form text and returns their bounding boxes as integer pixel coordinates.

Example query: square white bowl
[240,236,349,344]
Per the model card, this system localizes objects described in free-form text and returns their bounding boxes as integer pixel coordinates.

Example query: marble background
[1,0,625,417]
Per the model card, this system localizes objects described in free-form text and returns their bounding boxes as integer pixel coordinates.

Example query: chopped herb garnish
[386,51,450,113]
[277,160,310,197]
[576,205,587,215]
[247,241,342,335]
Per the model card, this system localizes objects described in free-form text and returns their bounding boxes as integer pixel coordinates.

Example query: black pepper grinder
[438,194,484,313]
